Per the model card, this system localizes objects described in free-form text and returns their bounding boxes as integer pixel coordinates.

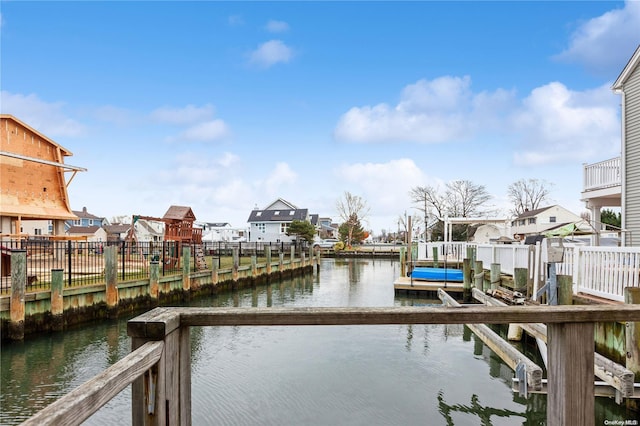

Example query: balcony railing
[583,157,621,192]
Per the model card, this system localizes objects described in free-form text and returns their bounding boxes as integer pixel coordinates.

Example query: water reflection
[1,258,634,425]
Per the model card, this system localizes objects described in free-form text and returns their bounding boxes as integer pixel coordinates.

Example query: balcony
[581,157,621,207]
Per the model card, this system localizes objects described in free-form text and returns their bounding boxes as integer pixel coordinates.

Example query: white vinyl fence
[416,241,640,302]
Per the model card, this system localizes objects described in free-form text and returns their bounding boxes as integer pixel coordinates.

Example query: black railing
[0,239,310,294]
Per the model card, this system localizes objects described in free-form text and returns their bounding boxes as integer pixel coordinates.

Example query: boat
[410,267,463,282]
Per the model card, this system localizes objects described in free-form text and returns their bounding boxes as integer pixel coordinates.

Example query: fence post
[265,245,272,275]
[474,260,484,291]
[625,287,640,412]
[211,255,218,286]
[9,249,26,340]
[105,245,119,318]
[463,258,471,303]
[547,322,594,426]
[290,245,295,263]
[251,255,257,279]
[130,312,191,426]
[51,268,64,331]
[558,275,573,306]
[149,261,159,302]
[432,247,439,268]
[182,246,191,296]
[232,248,239,282]
[278,252,284,276]
[490,263,500,290]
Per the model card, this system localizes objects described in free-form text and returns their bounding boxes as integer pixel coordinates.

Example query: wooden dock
[393,276,464,296]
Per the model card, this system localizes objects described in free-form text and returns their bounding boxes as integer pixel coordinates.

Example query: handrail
[21,340,164,426]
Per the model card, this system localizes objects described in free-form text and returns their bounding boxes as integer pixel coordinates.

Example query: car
[313,238,340,249]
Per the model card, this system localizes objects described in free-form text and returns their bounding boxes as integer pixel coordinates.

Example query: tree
[286,220,316,243]
[507,179,553,216]
[338,214,366,245]
[409,180,493,241]
[336,191,370,246]
[601,209,621,230]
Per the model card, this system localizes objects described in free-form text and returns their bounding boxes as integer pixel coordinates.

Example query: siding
[624,65,640,246]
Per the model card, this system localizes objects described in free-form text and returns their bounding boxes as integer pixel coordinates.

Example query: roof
[0,114,74,157]
[515,206,554,219]
[72,207,104,220]
[66,225,101,235]
[163,205,196,221]
[613,44,640,91]
[104,224,130,234]
[247,208,309,222]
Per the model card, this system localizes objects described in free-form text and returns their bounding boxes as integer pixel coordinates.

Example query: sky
[2,1,639,235]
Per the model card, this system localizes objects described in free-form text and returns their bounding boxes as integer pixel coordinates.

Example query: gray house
[247,198,313,243]
[581,45,640,246]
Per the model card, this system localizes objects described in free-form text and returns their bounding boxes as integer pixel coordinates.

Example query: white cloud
[263,162,298,195]
[248,40,293,68]
[150,104,215,125]
[177,120,229,142]
[333,76,513,143]
[265,20,289,33]
[334,159,427,217]
[228,15,244,26]
[554,1,640,74]
[510,82,620,165]
[0,91,85,137]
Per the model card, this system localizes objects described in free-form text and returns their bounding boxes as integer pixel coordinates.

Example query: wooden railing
[21,305,640,426]
[583,156,621,192]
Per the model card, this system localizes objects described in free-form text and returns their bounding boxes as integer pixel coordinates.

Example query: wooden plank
[174,305,640,328]
[547,322,594,426]
[438,289,542,390]
[127,307,181,339]
[180,326,192,426]
[473,287,636,397]
[23,341,163,426]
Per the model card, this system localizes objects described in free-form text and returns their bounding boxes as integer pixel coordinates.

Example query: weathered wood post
[432,247,439,268]
[547,322,594,426]
[626,287,640,412]
[513,267,529,295]
[182,246,191,297]
[474,260,484,290]
[462,258,472,303]
[278,252,284,278]
[400,247,406,278]
[466,246,476,265]
[129,309,191,426]
[211,255,218,286]
[490,263,500,290]
[290,245,295,265]
[232,247,239,283]
[105,245,119,319]
[557,275,573,306]
[9,249,27,340]
[265,245,272,275]
[149,261,159,303]
[50,268,64,331]
[251,255,257,280]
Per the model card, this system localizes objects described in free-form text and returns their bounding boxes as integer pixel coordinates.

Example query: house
[197,222,247,242]
[0,114,85,239]
[246,199,313,243]
[510,205,591,241]
[581,45,640,245]
[66,207,109,231]
[104,223,131,242]
[132,219,164,242]
[66,225,108,242]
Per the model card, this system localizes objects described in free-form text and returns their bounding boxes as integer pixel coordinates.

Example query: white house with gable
[247,198,313,243]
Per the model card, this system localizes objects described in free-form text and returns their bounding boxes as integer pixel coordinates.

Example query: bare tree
[445,180,492,218]
[507,179,553,216]
[336,191,370,246]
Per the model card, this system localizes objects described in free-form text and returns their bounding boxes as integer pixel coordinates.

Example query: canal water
[0,258,633,425]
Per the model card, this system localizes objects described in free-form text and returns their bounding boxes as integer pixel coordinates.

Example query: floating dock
[393,276,464,296]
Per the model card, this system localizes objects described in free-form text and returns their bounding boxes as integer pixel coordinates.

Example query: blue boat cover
[411,267,463,282]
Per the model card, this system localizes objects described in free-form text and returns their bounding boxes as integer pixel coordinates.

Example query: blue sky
[2,1,639,234]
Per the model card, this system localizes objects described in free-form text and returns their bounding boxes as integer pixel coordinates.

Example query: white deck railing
[416,241,640,302]
[583,156,621,192]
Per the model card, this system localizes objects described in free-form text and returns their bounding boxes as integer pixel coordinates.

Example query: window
[280,223,290,234]
[289,211,295,216]
[73,220,81,226]
[256,212,262,217]
[549,216,556,223]
[255,223,265,233]
[274,211,280,216]
[519,220,526,226]
[89,219,94,226]
[35,229,42,235]
[528,218,536,224]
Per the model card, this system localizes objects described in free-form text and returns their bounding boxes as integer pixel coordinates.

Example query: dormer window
[289,211,294,216]
[256,212,262,217]
[274,211,280,215]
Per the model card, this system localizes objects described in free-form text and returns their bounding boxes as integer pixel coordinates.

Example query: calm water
[1,258,633,425]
